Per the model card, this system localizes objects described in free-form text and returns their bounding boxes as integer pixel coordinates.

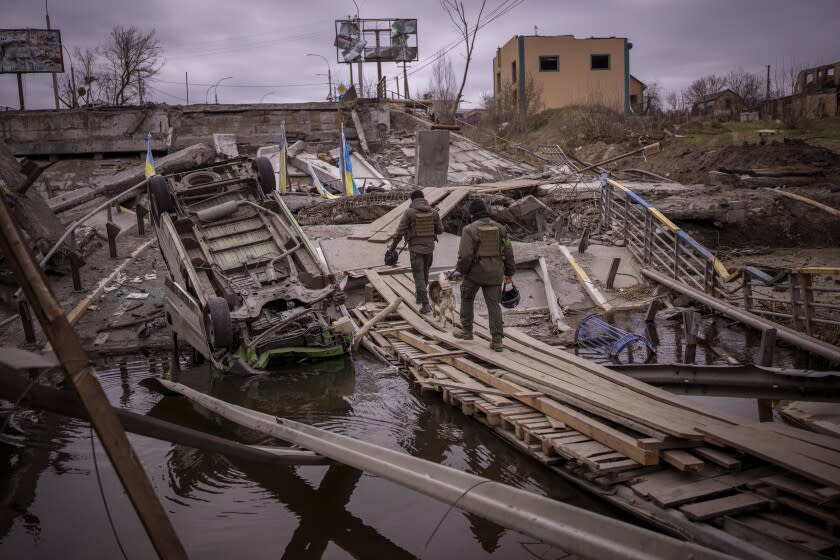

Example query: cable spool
[574,313,655,362]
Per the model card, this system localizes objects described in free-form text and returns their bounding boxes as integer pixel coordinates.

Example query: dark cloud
[1,0,837,110]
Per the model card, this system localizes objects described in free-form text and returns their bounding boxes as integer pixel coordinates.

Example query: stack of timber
[357,270,840,559]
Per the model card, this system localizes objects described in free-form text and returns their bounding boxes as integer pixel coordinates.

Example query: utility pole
[46,0,59,109]
[402,62,410,100]
[766,64,771,101]
[0,196,187,559]
[16,73,25,110]
[394,75,400,99]
[185,71,189,105]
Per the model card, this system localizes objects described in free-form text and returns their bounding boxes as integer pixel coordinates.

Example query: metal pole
[0,197,187,559]
[160,379,734,560]
[185,71,189,105]
[328,67,333,101]
[46,1,59,110]
[403,61,409,99]
[214,76,232,104]
[16,73,25,110]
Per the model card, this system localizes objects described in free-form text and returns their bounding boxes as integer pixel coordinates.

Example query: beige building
[493,34,634,114]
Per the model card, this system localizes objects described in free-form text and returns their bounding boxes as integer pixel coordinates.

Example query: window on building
[630,95,638,106]
[538,56,559,72]
[511,61,517,83]
[590,54,610,70]
[496,72,501,92]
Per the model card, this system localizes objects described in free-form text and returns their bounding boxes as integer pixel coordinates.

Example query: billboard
[334,19,418,63]
[0,29,64,73]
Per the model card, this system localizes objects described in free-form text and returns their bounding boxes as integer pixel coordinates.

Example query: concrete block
[415,130,450,188]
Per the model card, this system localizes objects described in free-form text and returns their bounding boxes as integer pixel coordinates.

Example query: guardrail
[598,175,840,341]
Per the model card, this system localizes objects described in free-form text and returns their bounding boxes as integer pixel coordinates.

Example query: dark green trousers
[459,277,503,338]
[410,251,433,304]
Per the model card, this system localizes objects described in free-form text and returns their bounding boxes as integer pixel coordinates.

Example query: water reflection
[1,354,616,559]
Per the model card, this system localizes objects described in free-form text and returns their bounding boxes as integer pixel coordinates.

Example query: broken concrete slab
[213,133,239,158]
[99,143,217,197]
[415,130,451,188]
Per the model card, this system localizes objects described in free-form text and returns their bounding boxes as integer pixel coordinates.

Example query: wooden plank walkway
[354,270,840,559]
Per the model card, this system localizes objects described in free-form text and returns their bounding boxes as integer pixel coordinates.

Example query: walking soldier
[388,190,444,314]
[452,199,515,352]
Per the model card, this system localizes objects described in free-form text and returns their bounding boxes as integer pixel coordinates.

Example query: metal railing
[598,175,840,341]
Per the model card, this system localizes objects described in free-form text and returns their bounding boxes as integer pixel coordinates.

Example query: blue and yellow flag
[307,162,338,200]
[144,132,156,178]
[278,121,288,194]
[340,124,358,196]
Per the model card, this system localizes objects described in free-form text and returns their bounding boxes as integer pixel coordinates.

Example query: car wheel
[253,156,276,194]
[203,297,233,350]
[148,175,174,224]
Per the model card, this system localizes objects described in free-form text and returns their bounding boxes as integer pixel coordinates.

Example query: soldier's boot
[490,336,504,352]
[419,303,431,314]
[453,328,473,340]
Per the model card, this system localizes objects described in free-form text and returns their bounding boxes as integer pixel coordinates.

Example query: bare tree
[100,26,164,106]
[440,0,487,115]
[427,54,458,123]
[484,72,543,133]
[726,69,762,110]
[683,74,728,114]
[642,81,662,114]
[58,47,104,108]
[772,59,808,98]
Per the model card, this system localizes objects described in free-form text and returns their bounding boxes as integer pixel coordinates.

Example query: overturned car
[148,157,350,373]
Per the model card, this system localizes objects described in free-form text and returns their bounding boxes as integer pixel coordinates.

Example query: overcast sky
[1,0,838,110]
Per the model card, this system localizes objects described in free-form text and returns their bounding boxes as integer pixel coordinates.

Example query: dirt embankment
[609,139,840,185]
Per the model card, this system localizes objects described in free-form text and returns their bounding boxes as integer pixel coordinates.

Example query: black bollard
[106,222,121,259]
[18,300,36,346]
[70,252,83,291]
[136,204,148,236]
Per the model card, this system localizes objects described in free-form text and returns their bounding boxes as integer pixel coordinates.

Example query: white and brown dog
[427,272,455,329]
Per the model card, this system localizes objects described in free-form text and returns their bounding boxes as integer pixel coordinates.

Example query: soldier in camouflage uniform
[453,199,515,352]
[389,190,444,314]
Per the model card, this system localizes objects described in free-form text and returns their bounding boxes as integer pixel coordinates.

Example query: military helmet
[501,281,520,309]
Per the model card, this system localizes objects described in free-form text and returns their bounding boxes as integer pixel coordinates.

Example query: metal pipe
[642,268,840,364]
[11,179,148,302]
[158,379,733,560]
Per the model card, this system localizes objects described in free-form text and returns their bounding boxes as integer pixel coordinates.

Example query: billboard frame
[0,28,65,74]
[334,18,418,64]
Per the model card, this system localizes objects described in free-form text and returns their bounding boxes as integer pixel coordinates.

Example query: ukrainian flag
[278,121,288,194]
[340,126,358,196]
[144,132,156,178]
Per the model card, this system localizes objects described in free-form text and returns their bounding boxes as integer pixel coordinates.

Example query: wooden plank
[720,516,830,560]
[757,421,840,453]
[347,188,431,240]
[648,467,777,508]
[760,475,835,504]
[679,493,769,521]
[384,274,704,440]
[698,424,840,490]
[391,328,658,465]
[386,274,717,439]
[693,447,742,470]
[367,188,451,243]
[763,491,840,526]
[756,512,840,547]
[735,515,834,552]
[662,450,705,472]
[429,186,471,219]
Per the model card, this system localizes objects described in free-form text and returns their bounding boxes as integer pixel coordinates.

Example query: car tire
[149,175,174,224]
[203,297,233,350]
[253,157,276,194]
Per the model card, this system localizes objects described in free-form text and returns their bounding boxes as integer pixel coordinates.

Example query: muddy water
[0,355,626,559]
